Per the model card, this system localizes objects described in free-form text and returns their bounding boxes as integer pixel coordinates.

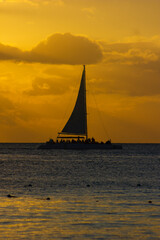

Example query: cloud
[100,41,160,65]
[0,43,22,60]
[87,63,160,97]
[0,0,64,5]
[28,33,103,64]
[86,39,160,97]
[82,7,95,18]
[25,0,64,6]
[0,94,16,125]
[25,77,68,96]
[0,33,103,65]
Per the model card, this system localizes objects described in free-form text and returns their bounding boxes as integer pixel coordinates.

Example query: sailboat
[38,66,122,150]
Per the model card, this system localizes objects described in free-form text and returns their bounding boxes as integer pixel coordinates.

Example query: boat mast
[84,65,88,140]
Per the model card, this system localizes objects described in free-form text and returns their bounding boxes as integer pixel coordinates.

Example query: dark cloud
[0,33,103,65]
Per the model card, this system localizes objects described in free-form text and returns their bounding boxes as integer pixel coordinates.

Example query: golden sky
[0,0,160,142]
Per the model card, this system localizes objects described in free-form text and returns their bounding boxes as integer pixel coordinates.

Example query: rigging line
[90,88,110,140]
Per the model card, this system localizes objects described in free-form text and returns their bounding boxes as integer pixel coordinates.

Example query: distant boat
[38,66,122,150]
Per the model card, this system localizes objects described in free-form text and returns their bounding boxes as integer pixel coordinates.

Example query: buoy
[7,194,16,198]
[137,183,141,187]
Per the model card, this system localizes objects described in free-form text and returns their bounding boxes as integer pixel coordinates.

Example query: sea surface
[0,143,159,240]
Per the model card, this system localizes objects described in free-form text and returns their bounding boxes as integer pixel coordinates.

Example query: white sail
[60,65,87,138]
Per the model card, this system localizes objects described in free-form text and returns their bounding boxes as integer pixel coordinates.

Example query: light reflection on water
[0,144,159,239]
[0,194,159,239]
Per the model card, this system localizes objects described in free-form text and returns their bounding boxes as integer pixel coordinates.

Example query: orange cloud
[87,63,160,97]
[0,33,103,65]
[0,0,64,5]
[25,77,68,96]
[100,41,160,65]
[0,43,22,60]
[0,94,15,125]
[86,40,160,97]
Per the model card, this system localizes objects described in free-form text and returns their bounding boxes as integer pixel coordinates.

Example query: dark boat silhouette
[38,66,122,150]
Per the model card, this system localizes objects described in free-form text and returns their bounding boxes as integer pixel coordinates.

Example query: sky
[0,0,160,143]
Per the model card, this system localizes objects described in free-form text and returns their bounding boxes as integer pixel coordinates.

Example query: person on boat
[91,137,95,143]
[106,139,111,144]
[77,136,82,143]
[47,139,55,144]
[85,138,91,144]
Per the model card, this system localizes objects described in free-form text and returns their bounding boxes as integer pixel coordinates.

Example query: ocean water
[0,143,159,240]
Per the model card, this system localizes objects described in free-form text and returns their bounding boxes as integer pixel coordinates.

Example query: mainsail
[59,65,87,138]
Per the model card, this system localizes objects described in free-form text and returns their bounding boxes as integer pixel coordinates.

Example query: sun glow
[0,0,160,142]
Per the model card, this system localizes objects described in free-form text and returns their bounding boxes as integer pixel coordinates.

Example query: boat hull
[38,143,122,150]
